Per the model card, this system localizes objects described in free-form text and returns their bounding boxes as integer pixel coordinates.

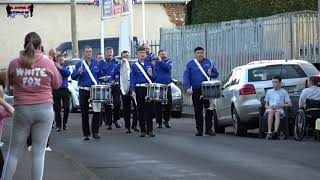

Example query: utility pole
[316,0,320,62]
[71,0,79,58]
[142,0,145,42]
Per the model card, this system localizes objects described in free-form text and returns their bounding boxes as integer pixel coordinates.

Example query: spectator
[0,83,14,177]
[2,32,61,179]
[264,76,292,140]
[299,76,320,109]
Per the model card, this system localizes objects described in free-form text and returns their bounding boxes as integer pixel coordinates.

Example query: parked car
[65,59,183,117]
[214,60,320,136]
[170,80,183,118]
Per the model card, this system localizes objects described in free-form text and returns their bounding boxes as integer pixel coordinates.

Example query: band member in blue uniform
[143,43,155,62]
[183,47,219,136]
[112,51,139,133]
[130,46,157,137]
[71,46,102,140]
[153,50,173,128]
[53,54,71,131]
[100,47,121,129]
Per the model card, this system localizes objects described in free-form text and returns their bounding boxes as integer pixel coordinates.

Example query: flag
[93,0,99,6]
[133,0,141,4]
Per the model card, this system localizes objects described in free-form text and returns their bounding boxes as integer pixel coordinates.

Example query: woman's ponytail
[21,32,42,68]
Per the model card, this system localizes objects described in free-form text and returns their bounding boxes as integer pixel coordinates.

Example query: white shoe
[27,146,32,152]
[45,146,52,151]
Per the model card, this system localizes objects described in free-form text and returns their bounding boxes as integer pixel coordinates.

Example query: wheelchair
[294,99,320,141]
[258,96,290,139]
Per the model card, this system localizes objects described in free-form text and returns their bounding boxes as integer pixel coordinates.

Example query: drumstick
[132,96,138,107]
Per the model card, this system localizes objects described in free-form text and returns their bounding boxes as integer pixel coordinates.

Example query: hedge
[186,0,318,24]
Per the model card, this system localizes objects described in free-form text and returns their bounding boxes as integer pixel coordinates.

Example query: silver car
[214,60,320,136]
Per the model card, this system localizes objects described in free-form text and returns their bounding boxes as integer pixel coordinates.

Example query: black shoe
[195,132,203,136]
[107,126,112,130]
[205,130,216,136]
[140,132,146,137]
[272,131,279,139]
[114,121,121,128]
[158,124,162,128]
[56,127,61,132]
[63,125,68,130]
[132,127,139,132]
[83,136,90,141]
[126,129,132,134]
[164,121,171,128]
[147,132,155,137]
[92,134,101,139]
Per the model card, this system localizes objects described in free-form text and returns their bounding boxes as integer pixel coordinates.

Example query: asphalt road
[49,113,320,180]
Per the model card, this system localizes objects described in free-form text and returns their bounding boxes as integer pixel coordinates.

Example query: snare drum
[201,80,222,99]
[145,83,168,102]
[90,84,113,104]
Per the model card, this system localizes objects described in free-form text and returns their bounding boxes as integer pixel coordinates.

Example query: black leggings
[0,148,3,177]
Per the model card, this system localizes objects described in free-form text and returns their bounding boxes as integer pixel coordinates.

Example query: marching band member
[112,51,139,133]
[183,47,218,136]
[154,50,173,128]
[53,54,71,131]
[130,46,157,137]
[71,46,101,141]
[100,47,121,130]
[143,43,156,62]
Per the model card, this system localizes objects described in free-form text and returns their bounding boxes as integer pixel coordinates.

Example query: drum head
[148,83,168,88]
[201,80,222,86]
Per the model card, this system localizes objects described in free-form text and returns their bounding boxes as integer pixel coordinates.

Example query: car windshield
[248,64,307,82]
[64,60,81,66]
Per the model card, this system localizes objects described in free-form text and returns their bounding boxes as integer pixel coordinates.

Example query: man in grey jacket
[299,76,320,108]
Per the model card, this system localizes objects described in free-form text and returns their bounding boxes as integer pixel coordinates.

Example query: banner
[101,0,114,19]
[113,0,122,14]
[122,0,130,15]
[101,0,134,18]
[6,4,34,18]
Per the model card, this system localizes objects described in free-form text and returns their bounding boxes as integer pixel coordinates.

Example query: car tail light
[239,84,256,95]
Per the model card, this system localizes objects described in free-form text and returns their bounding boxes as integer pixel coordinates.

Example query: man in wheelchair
[264,76,292,140]
[299,76,320,109]
[295,76,320,141]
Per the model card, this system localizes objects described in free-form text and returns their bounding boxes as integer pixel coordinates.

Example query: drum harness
[135,62,153,84]
[193,59,215,110]
[82,60,101,112]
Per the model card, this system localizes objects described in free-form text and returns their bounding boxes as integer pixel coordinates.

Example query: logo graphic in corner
[6,4,34,18]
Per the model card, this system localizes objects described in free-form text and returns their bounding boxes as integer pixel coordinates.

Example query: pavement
[51,113,320,180]
[1,120,100,180]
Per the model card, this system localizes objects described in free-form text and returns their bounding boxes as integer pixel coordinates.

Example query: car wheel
[213,110,225,133]
[70,97,77,113]
[232,108,247,136]
[171,111,182,118]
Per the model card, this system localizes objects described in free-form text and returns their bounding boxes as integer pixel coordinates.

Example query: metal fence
[130,40,160,58]
[160,11,320,82]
